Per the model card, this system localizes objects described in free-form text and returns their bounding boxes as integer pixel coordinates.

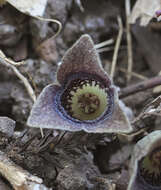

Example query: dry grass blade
[95,38,114,49]
[118,68,147,80]
[0,50,25,66]
[75,0,84,12]
[97,47,114,53]
[0,51,36,103]
[35,16,62,39]
[125,0,133,81]
[110,16,123,79]
[0,51,44,136]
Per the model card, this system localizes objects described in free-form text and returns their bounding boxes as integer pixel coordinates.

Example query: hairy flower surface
[128,130,161,190]
[27,34,132,133]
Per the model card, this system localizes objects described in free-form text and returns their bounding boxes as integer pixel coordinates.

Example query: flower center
[63,80,108,121]
[78,93,100,114]
[58,73,114,123]
[139,147,161,187]
[151,149,161,168]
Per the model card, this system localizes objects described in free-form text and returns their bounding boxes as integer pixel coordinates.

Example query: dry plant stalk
[94,38,114,49]
[110,16,123,79]
[0,50,45,136]
[0,50,25,66]
[34,16,62,39]
[0,50,36,102]
[118,67,147,80]
[0,151,50,190]
[119,75,161,98]
[125,0,133,81]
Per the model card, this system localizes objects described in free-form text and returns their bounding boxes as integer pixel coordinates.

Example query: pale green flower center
[69,82,108,121]
[61,78,109,121]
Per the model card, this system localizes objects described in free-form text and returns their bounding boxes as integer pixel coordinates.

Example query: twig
[75,0,84,12]
[110,16,123,79]
[125,0,133,81]
[11,66,36,102]
[0,50,25,66]
[95,38,114,49]
[0,51,45,136]
[97,47,114,53]
[131,96,161,124]
[35,16,62,39]
[0,54,36,102]
[98,45,128,54]
[119,76,161,98]
[0,151,50,190]
[118,68,148,80]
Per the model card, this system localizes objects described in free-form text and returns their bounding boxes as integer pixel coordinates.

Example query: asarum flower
[128,130,161,190]
[27,34,132,133]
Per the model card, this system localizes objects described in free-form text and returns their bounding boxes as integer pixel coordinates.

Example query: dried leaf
[6,0,48,17]
[130,0,161,26]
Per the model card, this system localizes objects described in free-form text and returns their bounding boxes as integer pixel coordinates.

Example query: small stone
[0,117,15,137]
[57,165,88,190]
[36,38,59,63]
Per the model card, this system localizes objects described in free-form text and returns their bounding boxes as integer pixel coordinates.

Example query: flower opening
[139,147,161,187]
[55,73,114,124]
[128,131,161,190]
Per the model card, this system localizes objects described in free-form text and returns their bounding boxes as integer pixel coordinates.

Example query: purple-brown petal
[27,83,132,133]
[27,84,82,132]
[57,34,111,86]
[28,34,133,134]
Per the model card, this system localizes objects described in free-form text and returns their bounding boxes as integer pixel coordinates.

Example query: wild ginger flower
[128,130,161,190]
[27,34,132,133]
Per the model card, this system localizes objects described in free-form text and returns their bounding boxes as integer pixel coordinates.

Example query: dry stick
[95,38,114,49]
[75,0,84,12]
[97,47,114,53]
[119,76,161,99]
[0,151,50,190]
[98,45,128,54]
[0,51,44,137]
[35,16,62,40]
[125,0,133,81]
[118,68,148,80]
[0,56,36,102]
[95,39,114,53]
[110,16,123,79]
[0,50,25,66]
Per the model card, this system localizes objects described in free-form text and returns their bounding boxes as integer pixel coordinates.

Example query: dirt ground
[0,0,161,189]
